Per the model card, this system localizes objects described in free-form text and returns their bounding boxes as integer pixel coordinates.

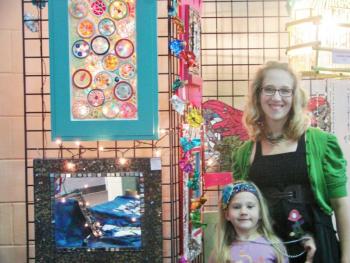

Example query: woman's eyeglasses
[261,86,293,97]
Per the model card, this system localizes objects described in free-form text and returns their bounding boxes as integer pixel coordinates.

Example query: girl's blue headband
[222,182,258,208]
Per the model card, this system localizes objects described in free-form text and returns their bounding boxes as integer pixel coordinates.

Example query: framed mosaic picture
[34,158,162,262]
[49,0,158,141]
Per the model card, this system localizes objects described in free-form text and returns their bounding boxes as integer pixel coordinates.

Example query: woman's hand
[302,234,316,263]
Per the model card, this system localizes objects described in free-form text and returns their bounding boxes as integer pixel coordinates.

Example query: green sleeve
[232,150,243,180]
[323,133,348,198]
[231,141,253,181]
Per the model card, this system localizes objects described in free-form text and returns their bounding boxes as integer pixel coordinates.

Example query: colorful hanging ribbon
[187,108,204,128]
[190,210,207,229]
[179,50,197,68]
[170,95,186,115]
[32,0,47,9]
[172,16,185,34]
[168,0,178,17]
[169,39,186,57]
[172,77,187,92]
[180,137,201,152]
[187,170,200,190]
[190,195,207,211]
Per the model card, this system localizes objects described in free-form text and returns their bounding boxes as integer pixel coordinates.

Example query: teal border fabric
[49,1,158,141]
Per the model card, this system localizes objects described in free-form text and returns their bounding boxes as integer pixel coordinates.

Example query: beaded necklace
[235,236,310,259]
[265,133,285,144]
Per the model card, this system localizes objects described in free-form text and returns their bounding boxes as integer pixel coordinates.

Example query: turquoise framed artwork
[49,0,158,141]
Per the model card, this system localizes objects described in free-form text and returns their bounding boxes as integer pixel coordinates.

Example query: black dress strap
[296,133,305,152]
[254,141,262,159]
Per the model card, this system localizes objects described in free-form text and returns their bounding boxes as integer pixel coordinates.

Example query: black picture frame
[34,158,162,263]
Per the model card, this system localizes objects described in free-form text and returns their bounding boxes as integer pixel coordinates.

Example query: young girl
[209,181,313,263]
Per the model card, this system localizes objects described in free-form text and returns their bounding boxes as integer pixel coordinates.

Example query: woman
[232,61,350,263]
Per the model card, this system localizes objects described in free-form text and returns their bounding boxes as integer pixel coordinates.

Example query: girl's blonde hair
[212,181,286,263]
[244,61,309,141]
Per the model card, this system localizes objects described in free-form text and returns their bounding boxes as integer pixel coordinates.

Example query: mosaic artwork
[34,158,162,262]
[49,0,158,140]
[69,0,138,120]
[54,175,143,249]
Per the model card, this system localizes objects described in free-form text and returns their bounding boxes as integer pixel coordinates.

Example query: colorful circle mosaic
[69,0,137,120]
[94,71,113,89]
[72,69,92,89]
[109,0,128,20]
[115,38,134,58]
[85,54,100,70]
[120,102,137,118]
[69,0,89,19]
[91,35,110,55]
[116,19,135,38]
[102,101,121,118]
[72,100,91,119]
[117,62,136,79]
[98,18,116,36]
[114,81,133,101]
[102,54,119,71]
[91,0,106,16]
[87,89,105,107]
[72,40,90,58]
[77,19,95,38]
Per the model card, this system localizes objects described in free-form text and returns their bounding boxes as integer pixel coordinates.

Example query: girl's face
[260,68,294,126]
[225,191,261,236]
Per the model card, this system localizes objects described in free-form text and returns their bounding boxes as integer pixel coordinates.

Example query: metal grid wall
[22,0,181,262]
[200,0,289,209]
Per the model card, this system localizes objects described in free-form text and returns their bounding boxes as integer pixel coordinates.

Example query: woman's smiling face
[260,68,294,125]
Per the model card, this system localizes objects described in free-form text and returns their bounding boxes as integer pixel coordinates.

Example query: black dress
[248,134,340,263]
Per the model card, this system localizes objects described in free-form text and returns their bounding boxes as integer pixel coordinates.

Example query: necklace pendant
[266,134,284,144]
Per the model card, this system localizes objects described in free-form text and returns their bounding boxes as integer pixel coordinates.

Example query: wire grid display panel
[201,0,290,109]
[201,0,289,208]
[22,0,181,262]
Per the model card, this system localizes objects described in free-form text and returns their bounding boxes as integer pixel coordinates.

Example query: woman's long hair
[244,61,309,141]
[212,181,287,263]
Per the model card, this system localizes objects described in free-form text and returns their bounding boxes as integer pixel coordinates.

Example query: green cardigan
[232,127,348,215]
